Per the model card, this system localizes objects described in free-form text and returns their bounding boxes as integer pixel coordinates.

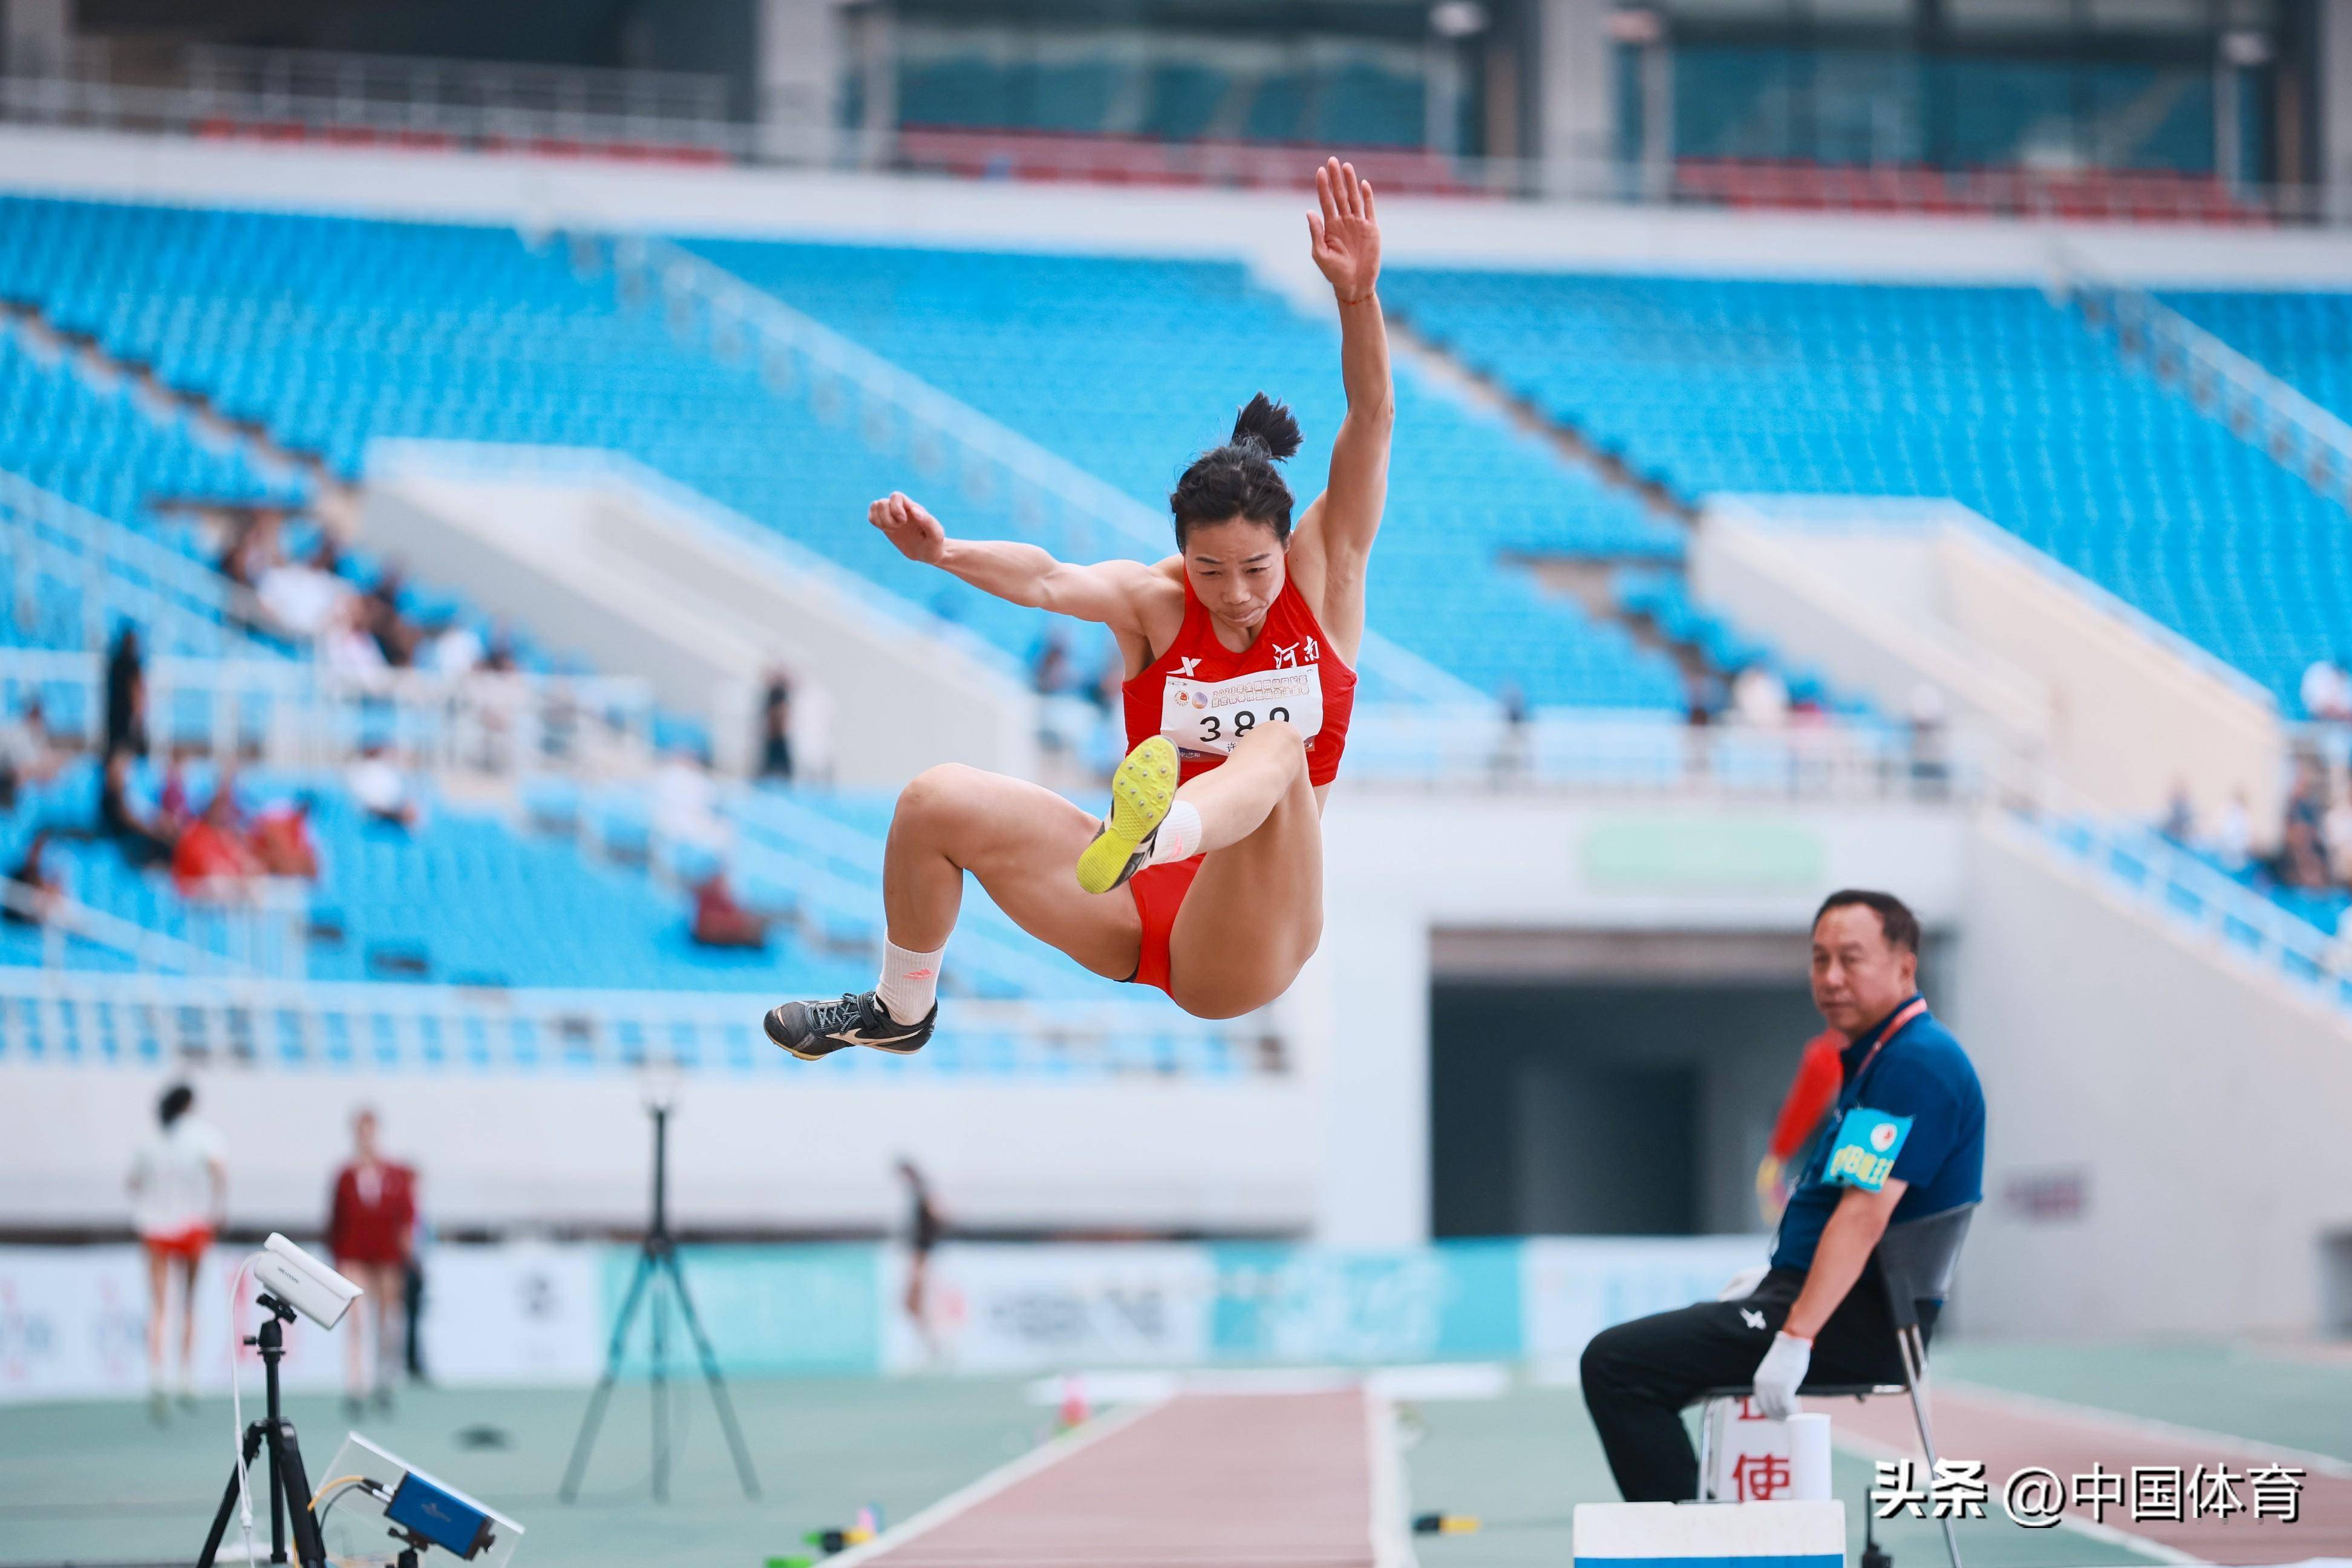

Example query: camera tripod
[198,1293,328,1568]
[558,1099,760,1504]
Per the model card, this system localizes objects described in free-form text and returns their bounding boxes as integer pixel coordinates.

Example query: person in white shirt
[2300,656,2352,724]
[127,1083,227,1418]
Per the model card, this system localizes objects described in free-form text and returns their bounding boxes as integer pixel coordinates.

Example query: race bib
[1824,1108,1912,1192]
[1160,667,1322,760]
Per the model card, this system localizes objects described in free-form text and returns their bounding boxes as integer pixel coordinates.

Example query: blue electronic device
[385,1470,498,1560]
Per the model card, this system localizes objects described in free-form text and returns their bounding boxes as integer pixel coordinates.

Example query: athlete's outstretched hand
[1308,156,1380,304]
[870,491,947,566]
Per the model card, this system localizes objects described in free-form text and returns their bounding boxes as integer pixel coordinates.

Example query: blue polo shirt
[1770,993,1984,1273]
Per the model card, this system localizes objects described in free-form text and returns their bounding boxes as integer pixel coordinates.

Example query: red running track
[1838,1383,2352,1563]
[854,1390,1382,1568]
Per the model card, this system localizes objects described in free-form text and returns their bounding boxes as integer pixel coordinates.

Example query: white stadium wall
[364,448,1038,785]
[1693,500,2287,824]
[1950,817,2352,1339]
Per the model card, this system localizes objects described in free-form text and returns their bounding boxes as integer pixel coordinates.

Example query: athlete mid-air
[764,156,1391,1056]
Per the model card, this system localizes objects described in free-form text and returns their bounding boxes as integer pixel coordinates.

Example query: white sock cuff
[1148,800,1204,867]
[877,939,946,1024]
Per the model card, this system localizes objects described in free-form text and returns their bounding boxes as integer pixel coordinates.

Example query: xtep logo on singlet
[1175,658,1203,678]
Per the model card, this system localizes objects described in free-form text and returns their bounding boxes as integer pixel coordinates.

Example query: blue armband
[1824,1108,1912,1191]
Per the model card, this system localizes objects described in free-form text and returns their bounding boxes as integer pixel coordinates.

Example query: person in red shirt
[1756,1028,1847,1223]
[327,1108,416,1413]
[172,788,260,899]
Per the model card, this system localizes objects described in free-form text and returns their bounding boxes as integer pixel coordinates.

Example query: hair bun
[1230,391,1302,463]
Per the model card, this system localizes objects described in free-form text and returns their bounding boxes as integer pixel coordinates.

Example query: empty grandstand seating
[1383,269,2352,713]
[684,238,1688,708]
[2165,289,2352,432]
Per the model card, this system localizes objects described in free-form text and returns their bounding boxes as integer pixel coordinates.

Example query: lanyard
[1844,996,1928,1099]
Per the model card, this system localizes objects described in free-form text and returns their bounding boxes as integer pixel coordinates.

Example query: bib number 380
[1160,667,1322,760]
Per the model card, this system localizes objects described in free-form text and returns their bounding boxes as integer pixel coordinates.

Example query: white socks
[877,940,945,1025]
[1146,800,1204,867]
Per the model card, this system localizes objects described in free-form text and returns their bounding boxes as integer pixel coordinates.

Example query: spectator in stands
[173,785,262,899]
[2285,756,2332,872]
[1031,632,1074,696]
[690,869,771,950]
[363,567,420,668]
[0,695,60,811]
[2160,779,2197,844]
[104,624,146,760]
[2272,815,2332,892]
[653,746,728,859]
[2327,782,2352,889]
[250,794,321,880]
[255,537,352,642]
[100,748,176,869]
[420,616,484,676]
[1492,682,1533,782]
[327,1107,417,1416]
[2301,655,2352,724]
[2215,788,2255,871]
[128,1083,226,1420]
[349,742,419,831]
[321,596,390,678]
[759,670,795,782]
[4,831,61,926]
[1732,664,1789,729]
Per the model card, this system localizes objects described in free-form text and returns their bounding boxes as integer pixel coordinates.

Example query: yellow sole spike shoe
[1076,736,1180,895]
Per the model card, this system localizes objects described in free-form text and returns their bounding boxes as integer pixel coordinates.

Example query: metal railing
[2054,256,2352,519]
[1997,773,2352,1024]
[0,874,274,977]
[0,649,655,778]
[0,967,1282,1079]
[4,39,2344,227]
[610,234,1480,707]
[1344,704,1968,803]
[0,465,281,658]
[3,39,733,153]
[365,438,1024,686]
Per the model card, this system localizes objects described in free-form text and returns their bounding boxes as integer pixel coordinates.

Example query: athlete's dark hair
[1812,889,1920,956]
[158,1083,194,1128]
[1169,393,1302,547]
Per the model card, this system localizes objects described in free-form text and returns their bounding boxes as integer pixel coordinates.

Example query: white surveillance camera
[253,1233,363,1330]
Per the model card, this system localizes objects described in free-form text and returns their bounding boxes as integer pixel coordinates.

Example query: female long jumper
[765,158,1392,1053]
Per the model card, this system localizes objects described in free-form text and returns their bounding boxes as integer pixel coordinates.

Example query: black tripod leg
[661,1248,762,1500]
[198,1423,267,1568]
[269,1419,329,1568]
[560,1246,659,1503]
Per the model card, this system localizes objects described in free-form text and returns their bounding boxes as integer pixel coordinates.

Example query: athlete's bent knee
[893,763,985,839]
[1232,719,1309,777]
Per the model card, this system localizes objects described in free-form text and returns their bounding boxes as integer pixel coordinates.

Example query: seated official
[1579,888,1985,1503]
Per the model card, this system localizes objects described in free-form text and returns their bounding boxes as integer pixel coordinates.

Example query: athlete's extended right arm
[869,492,1154,631]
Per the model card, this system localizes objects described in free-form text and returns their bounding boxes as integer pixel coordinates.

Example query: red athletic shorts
[1125,855,1203,997]
[142,1226,213,1263]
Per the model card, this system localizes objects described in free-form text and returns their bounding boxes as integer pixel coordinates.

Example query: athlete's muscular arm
[869,492,1161,634]
[1291,158,1392,659]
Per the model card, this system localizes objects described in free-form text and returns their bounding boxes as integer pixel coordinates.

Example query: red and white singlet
[1121,572,1357,788]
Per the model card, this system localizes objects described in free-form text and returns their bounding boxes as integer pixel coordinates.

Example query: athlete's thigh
[1166,764,1323,1017]
[946,771,1143,981]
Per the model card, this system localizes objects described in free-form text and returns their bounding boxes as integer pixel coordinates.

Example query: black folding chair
[1694,1202,1978,1568]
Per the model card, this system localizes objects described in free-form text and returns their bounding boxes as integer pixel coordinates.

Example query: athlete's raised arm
[869,491,1165,635]
[1294,157,1392,657]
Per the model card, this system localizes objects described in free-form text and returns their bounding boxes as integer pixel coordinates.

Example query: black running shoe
[764,991,936,1061]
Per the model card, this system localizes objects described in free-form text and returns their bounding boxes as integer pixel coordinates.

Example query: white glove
[1752,1330,1813,1420]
